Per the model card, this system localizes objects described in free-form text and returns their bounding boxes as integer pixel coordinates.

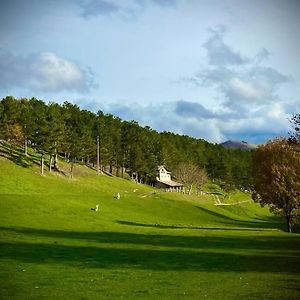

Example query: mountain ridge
[220,140,257,150]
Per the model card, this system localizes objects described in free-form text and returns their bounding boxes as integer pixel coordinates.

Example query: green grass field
[0,147,300,299]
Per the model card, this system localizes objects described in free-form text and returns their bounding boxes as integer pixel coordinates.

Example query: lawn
[0,152,299,299]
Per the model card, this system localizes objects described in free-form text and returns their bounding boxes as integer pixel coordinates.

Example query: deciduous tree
[252,138,300,232]
[174,163,208,195]
[5,123,24,147]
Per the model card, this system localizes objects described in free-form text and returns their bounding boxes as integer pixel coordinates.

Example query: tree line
[0,96,253,188]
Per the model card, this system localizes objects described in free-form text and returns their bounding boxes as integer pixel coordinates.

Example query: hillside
[0,149,300,299]
[0,96,254,189]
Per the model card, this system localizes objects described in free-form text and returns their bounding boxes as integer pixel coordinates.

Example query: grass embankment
[0,145,299,299]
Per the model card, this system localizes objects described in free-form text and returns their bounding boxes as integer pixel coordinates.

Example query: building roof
[156,178,183,187]
[158,165,171,173]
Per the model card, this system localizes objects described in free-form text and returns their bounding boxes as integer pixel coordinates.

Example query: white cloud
[30,52,91,92]
[204,25,248,67]
[228,78,263,101]
[0,49,95,93]
[192,26,290,114]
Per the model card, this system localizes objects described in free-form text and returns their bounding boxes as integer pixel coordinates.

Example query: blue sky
[0,0,299,143]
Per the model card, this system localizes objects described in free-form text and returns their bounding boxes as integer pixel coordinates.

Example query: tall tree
[0,96,21,140]
[45,102,67,170]
[252,138,300,232]
[174,163,208,195]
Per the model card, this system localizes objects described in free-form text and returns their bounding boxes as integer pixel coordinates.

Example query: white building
[156,166,183,191]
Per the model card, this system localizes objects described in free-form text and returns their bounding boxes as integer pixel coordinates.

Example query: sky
[0,0,299,144]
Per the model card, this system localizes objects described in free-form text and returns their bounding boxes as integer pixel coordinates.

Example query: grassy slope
[0,150,300,300]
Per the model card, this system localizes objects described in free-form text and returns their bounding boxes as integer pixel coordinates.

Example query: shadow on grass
[1,226,300,253]
[116,220,265,231]
[0,142,68,176]
[0,142,40,168]
[0,239,299,274]
[196,206,285,230]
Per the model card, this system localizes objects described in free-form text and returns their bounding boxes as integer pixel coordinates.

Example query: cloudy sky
[0,0,299,143]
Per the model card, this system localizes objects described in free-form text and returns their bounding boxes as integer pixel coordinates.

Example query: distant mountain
[220,140,257,150]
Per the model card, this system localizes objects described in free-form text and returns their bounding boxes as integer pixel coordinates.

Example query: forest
[0,96,253,189]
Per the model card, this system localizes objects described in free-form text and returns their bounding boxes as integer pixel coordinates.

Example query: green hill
[0,150,300,299]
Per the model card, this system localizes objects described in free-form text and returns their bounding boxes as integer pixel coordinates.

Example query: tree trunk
[116,164,120,177]
[70,162,74,179]
[49,154,52,172]
[97,135,100,176]
[40,153,44,175]
[54,153,58,169]
[286,214,292,233]
[24,137,27,156]
[188,184,193,195]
